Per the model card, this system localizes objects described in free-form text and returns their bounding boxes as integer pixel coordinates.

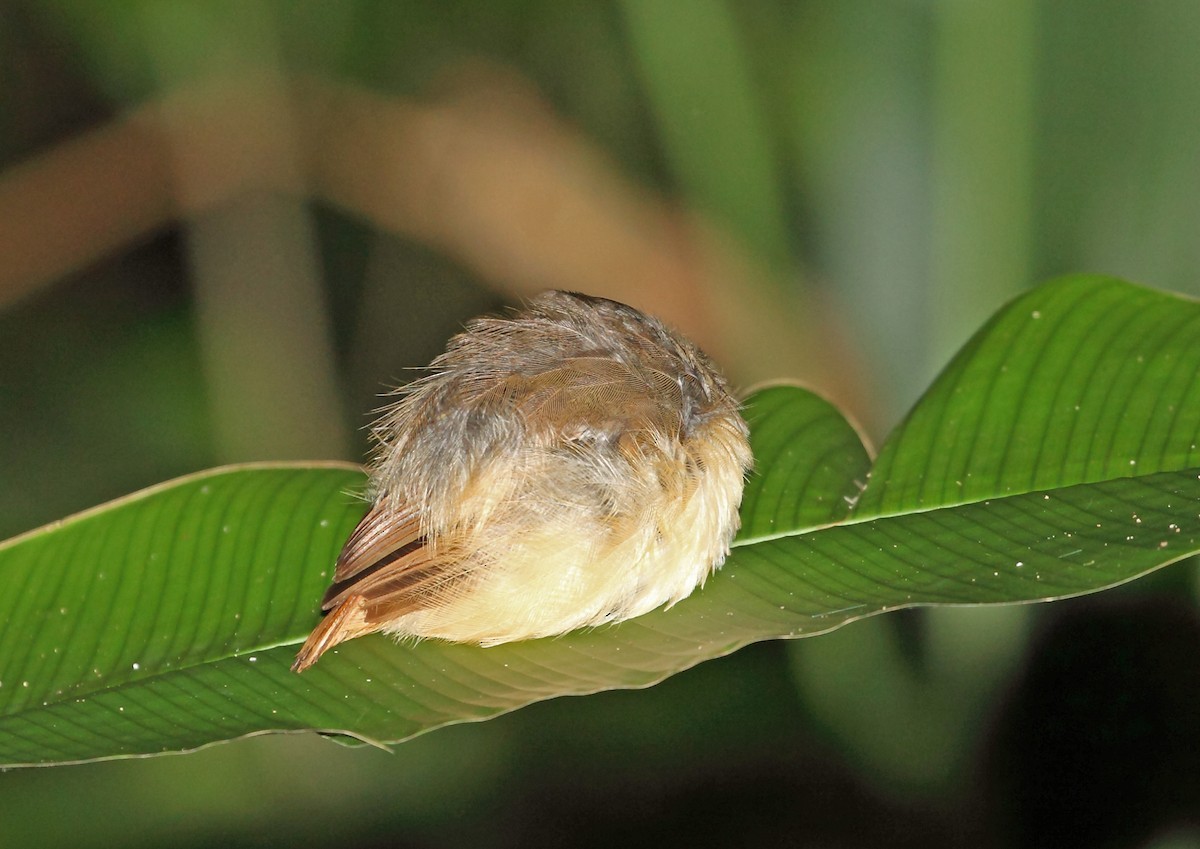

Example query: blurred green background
[2,1,1199,847]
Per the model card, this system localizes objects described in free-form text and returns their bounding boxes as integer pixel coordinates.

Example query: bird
[292,290,752,672]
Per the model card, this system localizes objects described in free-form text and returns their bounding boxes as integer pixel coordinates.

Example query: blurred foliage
[2,1,1199,847]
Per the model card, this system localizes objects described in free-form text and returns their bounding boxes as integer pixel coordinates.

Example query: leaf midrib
[732,464,1200,548]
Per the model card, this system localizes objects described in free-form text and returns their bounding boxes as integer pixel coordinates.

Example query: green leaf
[855,275,1200,514]
[0,387,866,767]
[0,464,365,764]
[737,383,872,535]
[2,275,1198,767]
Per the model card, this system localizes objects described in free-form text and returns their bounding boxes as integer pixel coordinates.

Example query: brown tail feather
[291,594,375,673]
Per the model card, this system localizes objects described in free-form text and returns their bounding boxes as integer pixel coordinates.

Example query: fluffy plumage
[292,291,752,672]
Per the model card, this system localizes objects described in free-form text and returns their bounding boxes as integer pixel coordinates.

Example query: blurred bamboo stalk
[618,0,795,275]
[141,0,350,464]
[930,0,1035,364]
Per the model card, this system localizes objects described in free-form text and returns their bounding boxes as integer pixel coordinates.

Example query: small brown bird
[292,291,752,672]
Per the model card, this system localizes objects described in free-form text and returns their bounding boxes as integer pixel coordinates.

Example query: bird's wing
[321,502,423,608]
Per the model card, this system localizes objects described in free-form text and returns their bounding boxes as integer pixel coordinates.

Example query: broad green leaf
[0,464,365,762]
[856,275,1200,514]
[737,383,872,535]
[0,388,870,766]
[1,275,1198,767]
